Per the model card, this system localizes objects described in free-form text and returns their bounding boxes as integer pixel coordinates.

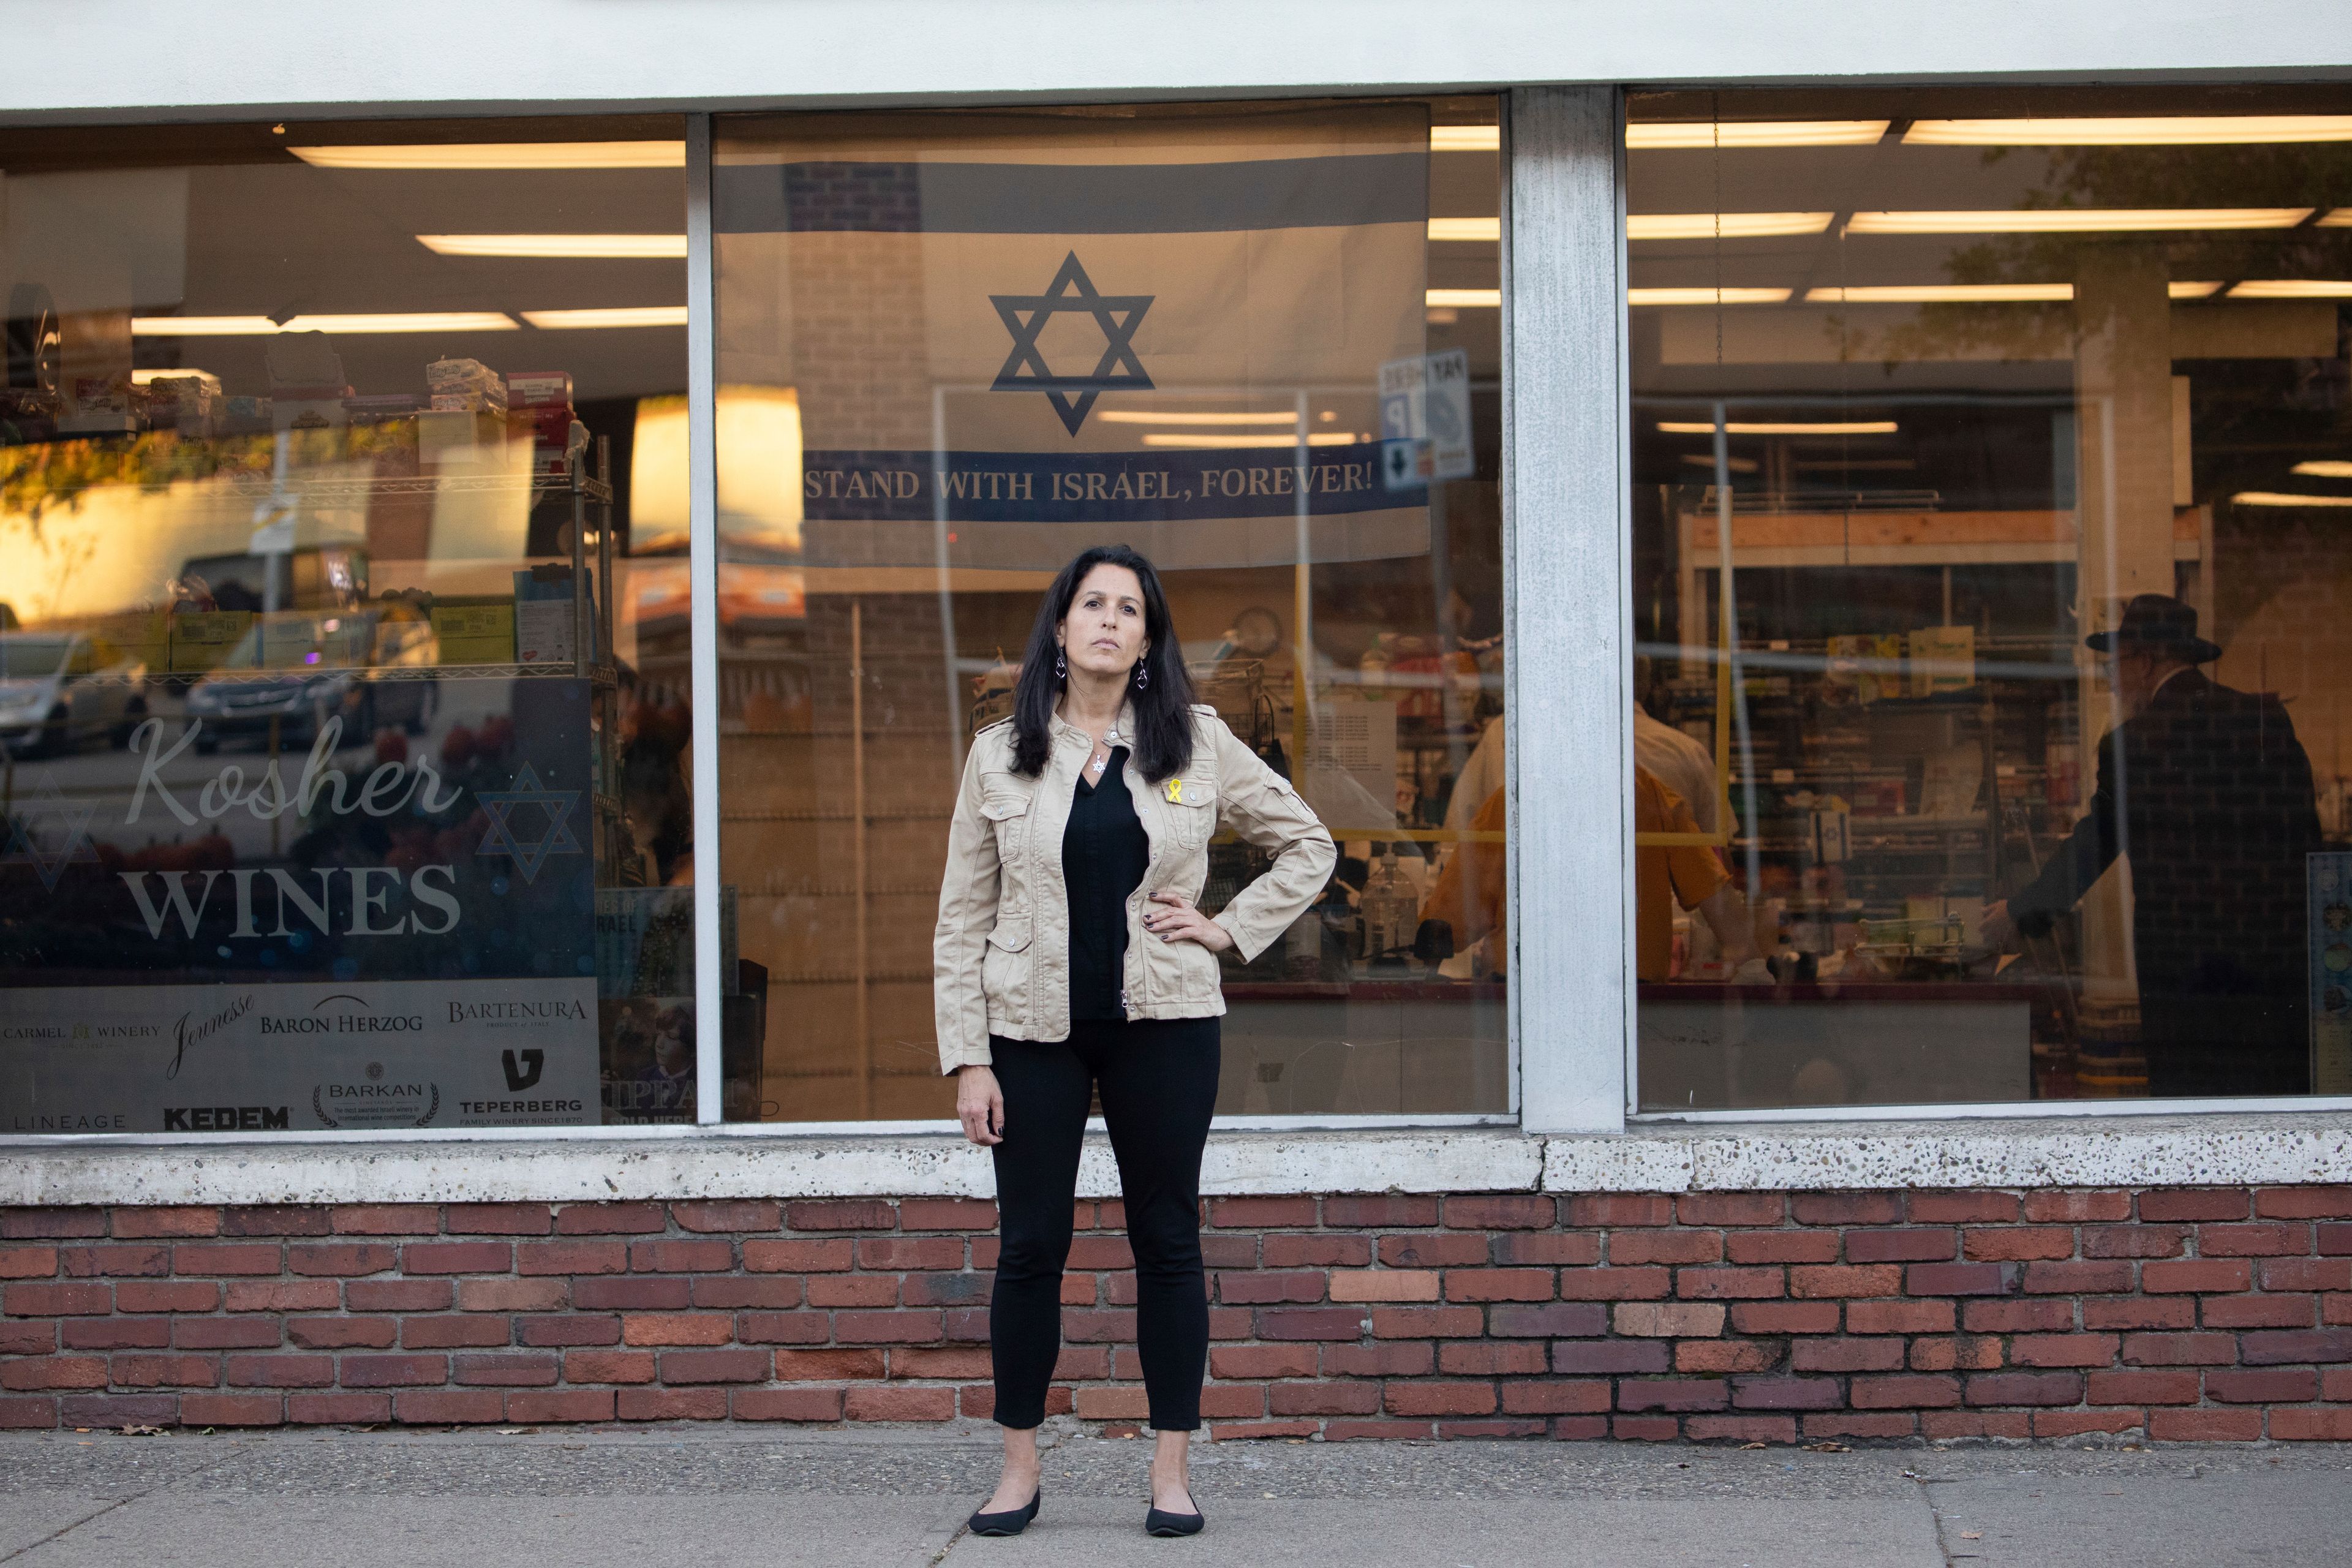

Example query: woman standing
[935,545,1334,1539]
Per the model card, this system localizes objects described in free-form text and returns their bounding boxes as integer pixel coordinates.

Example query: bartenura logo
[262,993,425,1036]
[165,1104,290,1132]
[447,997,590,1026]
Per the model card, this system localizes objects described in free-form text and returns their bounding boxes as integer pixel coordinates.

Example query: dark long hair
[1010,545,1197,782]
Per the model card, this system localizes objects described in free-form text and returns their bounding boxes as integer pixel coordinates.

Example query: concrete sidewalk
[1,1427,2347,1567]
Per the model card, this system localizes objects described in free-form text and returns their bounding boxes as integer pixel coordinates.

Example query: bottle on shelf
[1359,842,1417,965]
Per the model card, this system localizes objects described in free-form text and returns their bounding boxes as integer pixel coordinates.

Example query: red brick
[5,1281,110,1315]
[668,1200,779,1234]
[1256,1307,1370,1341]
[400,1242,511,1275]
[507,1389,616,1423]
[2203,1294,2316,1329]
[2089,1368,2200,1404]
[1966,1371,2082,1406]
[395,1390,504,1424]
[835,1311,945,1344]
[113,1208,221,1239]
[1791,1193,1902,1226]
[630,1239,734,1274]
[288,1317,396,1349]
[2143,1259,2252,1295]
[0,1357,107,1391]
[1727,1232,1838,1265]
[743,1239,853,1273]
[886,1347,986,1379]
[172,1244,281,1276]
[1732,1376,1841,1409]
[1322,1195,1440,1227]
[2272,1408,2352,1440]
[621,1313,731,1346]
[1438,1418,1548,1439]
[1846,1299,1954,1334]
[2149,1408,2263,1441]
[771,1349,886,1381]
[2008,1333,2119,1368]
[1676,1194,1785,1226]
[2139,1189,2248,1222]
[783,1200,897,1232]
[1324,1341,1436,1377]
[1499,1378,1611,1414]
[1442,1196,1556,1230]
[1216,1270,1325,1305]
[617,1386,729,1420]
[1609,1415,1681,1440]
[61,1317,170,1349]
[58,1393,178,1426]
[1439,1341,1549,1375]
[457,1280,565,1313]
[287,1392,389,1424]
[1907,1262,2019,1297]
[1804,1412,1919,1439]
[1487,1302,1608,1337]
[1270,1381,1381,1415]
[516,1242,627,1277]
[2260,1258,2352,1292]
[1851,1374,1961,1409]
[1847,1229,1958,1264]
[733,1387,844,1422]
[1909,1337,2003,1373]
[1066,1236,1134,1270]
[1206,1197,1316,1229]
[2037,1409,2144,1438]
[225,1354,335,1388]
[1565,1194,1672,1227]
[1371,1306,1485,1339]
[1210,1343,1317,1379]
[690,1277,804,1310]
[2254,1186,2352,1220]
[2,1209,104,1239]
[1676,1267,1783,1300]
[346,1280,450,1312]
[2206,1366,2318,1403]
[175,1319,280,1350]
[452,1352,558,1387]
[2083,1295,2195,1331]
[2241,1327,2352,1365]
[573,1278,686,1310]
[554,1205,667,1235]
[2326,1366,2352,1398]
[1076,1386,1152,1420]
[1616,1379,1728,1412]
[181,1393,282,1426]
[0,1246,57,1279]
[1612,1231,1722,1266]
[1265,1234,1373,1268]
[1678,1341,1780,1374]
[2122,1332,2236,1366]
[1789,1265,1904,1299]
[340,1354,446,1388]
[1384,1381,1498,1417]
[1909,1191,2022,1224]
[1558,1267,1672,1301]
[1330,1270,1438,1303]
[401,1317,511,1350]
[282,1245,394,1278]
[2024,1191,2132,1223]
[2022,1261,2130,1294]
[445,1204,552,1236]
[1614,1302,1725,1338]
[805,1275,898,1308]
[2198,1224,2307,1258]
[330,1206,440,1236]
[1487,1234,1599,1267]
[1961,1228,2075,1262]
[896,1199,998,1232]
[732,1311,831,1347]
[518,1315,619,1348]
[1793,1338,1906,1373]
[659,1349,771,1384]
[1445,1268,1554,1303]
[1199,1237,1257,1269]
[221,1207,329,1237]
[0,1322,55,1354]
[2324,1224,2352,1256]
[1733,1301,1841,1335]
[1962,1298,2075,1333]
[563,1349,657,1383]
[1378,1233,1487,1268]
[2082,1225,2190,1259]
[900,1273,990,1310]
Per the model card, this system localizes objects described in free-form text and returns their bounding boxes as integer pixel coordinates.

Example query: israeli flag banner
[714,105,1430,573]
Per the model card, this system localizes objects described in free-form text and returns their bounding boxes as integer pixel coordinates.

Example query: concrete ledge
[4,1112,2349,1206]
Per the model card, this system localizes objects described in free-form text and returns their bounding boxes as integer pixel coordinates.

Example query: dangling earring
[1054,647,1066,680]
[1133,658,1149,690]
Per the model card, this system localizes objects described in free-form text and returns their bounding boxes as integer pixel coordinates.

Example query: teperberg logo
[990,252,1153,435]
[501,1049,545,1092]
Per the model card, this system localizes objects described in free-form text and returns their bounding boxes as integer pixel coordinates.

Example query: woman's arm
[1201,717,1337,961]
[932,737,1003,1076]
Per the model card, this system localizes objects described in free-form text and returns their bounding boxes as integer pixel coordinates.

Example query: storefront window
[1627,88,2352,1108]
[713,100,1505,1121]
[0,119,690,1133]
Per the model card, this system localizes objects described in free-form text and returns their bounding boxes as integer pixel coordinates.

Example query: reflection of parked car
[0,632,148,755]
[183,611,435,754]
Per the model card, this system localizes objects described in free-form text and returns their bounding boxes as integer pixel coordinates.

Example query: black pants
[987,1016,1219,1431]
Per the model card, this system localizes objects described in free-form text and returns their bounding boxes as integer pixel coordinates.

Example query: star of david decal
[474,764,583,884]
[990,252,1154,435]
[2,773,99,894]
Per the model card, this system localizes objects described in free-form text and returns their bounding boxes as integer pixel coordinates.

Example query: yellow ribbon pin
[1164,778,1183,804]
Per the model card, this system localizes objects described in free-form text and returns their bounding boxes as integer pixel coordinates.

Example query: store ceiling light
[1427,288,1501,307]
[1096,410,1301,426]
[1807,283,2074,303]
[1906,116,2352,146]
[1846,208,2312,234]
[2323,210,2352,228]
[2292,461,2352,478]
[2169,281,2226,299]
[2228,280,2352,298]
[2232,491,2352,507]
[520,306,689,328]
[1627,287,1793,306]
[129,316,284,336]
[1628,212,1836,240]
[1140,432,1364,448]
[1657,420,1899,435]
[289,141,686,169]
[1627,121,1889,149]
[418,233,687,258]
[1430,126,1501,152]
[281,312,518,333]
[1428,217,1501,242]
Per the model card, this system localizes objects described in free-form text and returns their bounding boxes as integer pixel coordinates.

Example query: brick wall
[3,1188,2348,1442]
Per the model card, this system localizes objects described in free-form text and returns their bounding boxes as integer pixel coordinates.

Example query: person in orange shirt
[1420,766,1755,981]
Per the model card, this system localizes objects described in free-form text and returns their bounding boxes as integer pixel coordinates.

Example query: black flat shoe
[967,1488,1041,1537]
[1144,1504,1205,1537]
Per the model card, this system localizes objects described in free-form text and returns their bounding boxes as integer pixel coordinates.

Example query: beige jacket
[933,701,1336,1074]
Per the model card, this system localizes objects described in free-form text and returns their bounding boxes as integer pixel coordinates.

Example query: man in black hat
[1984,594,2321,1096]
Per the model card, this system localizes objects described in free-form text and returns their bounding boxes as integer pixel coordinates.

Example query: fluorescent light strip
[1628,287,1792,307]
[130,312,518,335]
[2233,491,2352,508]
[1659,420,1898,435]
[1629,211,1835,241]
[1427,288,1501,308]
[2170,281,2226,300]
[418,233,687,258]
[1428,217,1501,242]
[1140,432,1363,449]
[1430,126,1501,153]
[1847,208,2312,234]
[1096,410,1301,426]
[2293,461,2352,478]
[520,306,688,329]
[290,141,685,170]
[1808,283,2073,304]
[2228,280,2352,299]
[2324,211,2352,228]
[1907,116,2352,146]
[1627,121,1889,149]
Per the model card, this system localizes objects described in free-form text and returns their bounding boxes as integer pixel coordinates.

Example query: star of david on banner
[475,764,583,884]
[990,251,1154,435]
[2,774,99,893]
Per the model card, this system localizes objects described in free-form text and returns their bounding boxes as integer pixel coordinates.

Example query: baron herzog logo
[990,252,1153,435]
[260,993,424,1036]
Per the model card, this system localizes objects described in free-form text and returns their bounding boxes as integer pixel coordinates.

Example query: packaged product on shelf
[1907,624,1974,696]
[428,600,519,665]
[426,356,507,415]
[266,332,350,432]
[143,372,220,437]
[343,392,423,427]
[514,564,595,665]
[506,371,575,481]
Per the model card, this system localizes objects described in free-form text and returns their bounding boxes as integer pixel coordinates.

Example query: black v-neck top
[1063,746,1151,1020]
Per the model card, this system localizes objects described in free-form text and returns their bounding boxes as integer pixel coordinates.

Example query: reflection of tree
[0,423,418,540]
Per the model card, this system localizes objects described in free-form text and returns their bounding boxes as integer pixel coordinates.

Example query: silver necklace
[1089,726,1120,775]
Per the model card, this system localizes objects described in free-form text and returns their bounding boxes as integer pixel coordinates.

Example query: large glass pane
[1627,87,2352,1108]
[0,118,690,1133]
[714,100,1505,1121]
